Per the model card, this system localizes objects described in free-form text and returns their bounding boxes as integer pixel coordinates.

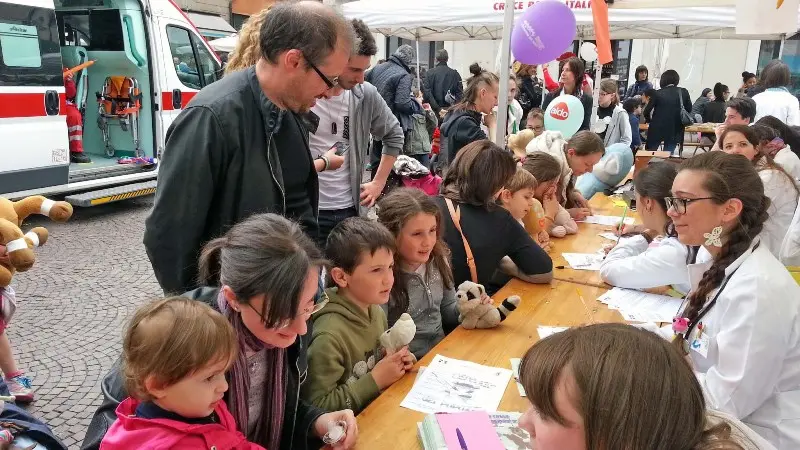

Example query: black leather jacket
[80,287,326,450]
[143,66,319,295]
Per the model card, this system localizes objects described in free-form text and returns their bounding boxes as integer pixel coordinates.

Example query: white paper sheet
[537,325,570,339]
[598,232,619,241]
[401,355,513,414]
[597,288,683,323]
[562,252,604,271]
[581,215,635,226]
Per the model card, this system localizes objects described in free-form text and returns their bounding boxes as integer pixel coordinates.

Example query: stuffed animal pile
[0,196,73,287]
[455,281,521,329]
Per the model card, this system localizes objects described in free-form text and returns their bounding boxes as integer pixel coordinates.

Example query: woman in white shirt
[668,151,800,449]
[600,161,691,294]
[752,60,800,126]
[754,116,800,181]
[719,124,799,257]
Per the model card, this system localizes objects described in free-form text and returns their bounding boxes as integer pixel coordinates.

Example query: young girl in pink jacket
[101,297,264,450]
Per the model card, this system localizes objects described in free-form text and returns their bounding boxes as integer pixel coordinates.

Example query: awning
[187,12,236,39]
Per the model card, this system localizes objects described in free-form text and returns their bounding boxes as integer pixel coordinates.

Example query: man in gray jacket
[309,19,404,244]
[144,2,353,295]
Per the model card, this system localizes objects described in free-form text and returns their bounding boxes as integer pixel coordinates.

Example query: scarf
[217,292,286,450]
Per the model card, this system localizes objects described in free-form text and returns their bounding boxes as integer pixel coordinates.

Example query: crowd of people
[1,0,800,448]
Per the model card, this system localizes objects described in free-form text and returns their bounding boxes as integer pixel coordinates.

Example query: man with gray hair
[144,1,353,296]
[423,49,463,119]
[309,19,404,245]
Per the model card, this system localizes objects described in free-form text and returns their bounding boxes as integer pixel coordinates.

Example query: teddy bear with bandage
[0,196,73,287]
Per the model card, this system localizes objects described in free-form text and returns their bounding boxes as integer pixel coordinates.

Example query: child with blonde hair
[101,297,263,450]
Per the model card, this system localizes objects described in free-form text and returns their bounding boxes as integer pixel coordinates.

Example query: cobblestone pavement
[10,197,161,449]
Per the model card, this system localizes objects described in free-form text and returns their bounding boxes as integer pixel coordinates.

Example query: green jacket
[302,288,388,414]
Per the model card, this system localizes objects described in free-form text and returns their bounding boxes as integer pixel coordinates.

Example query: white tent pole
[494,0,514,146]
[415,36,421,91]
[591,62,602,129]
[779,33,786,59]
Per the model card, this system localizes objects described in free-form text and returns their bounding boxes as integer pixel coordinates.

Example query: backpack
[407,114,433,156]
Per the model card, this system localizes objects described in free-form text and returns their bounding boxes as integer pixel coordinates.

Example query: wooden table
[354,280,622,449]
[639,122,717,134]
[354,194,633,449]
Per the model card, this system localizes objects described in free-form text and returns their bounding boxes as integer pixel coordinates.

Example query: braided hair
[676,152,770,337]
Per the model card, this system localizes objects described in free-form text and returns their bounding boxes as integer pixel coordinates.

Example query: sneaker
[5,375,33,403]
[70,152,92,163]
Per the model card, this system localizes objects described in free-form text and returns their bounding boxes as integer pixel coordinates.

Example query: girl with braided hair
[667,151,800,449]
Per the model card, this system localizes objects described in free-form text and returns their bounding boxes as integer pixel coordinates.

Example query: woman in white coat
[668,151,800,449]
[752,60,800,126]
[719,125,799,257]
[600,161,691,294]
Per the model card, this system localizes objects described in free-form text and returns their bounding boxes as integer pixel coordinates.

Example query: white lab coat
[759,168,799,258]
[773,146,800,182]
[780,201,800,265]
[684,239,800,449]
[599,235,691,294]
[753,89,800,126]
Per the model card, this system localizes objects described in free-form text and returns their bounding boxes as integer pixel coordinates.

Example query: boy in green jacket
[303,218,414,413]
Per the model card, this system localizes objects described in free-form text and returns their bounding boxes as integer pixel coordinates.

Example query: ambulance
[0,0,222,206]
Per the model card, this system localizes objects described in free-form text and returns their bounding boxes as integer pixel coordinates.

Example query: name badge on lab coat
[689,332,710,358]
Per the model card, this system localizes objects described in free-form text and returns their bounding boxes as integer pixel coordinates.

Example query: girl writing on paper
[600,161,691,295]
[669,151,800,449]
[517,323,774,450]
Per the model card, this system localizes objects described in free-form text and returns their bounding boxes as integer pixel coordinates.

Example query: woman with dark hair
[692,88,714,121]
[643,69,692,154]
[439,67,499,164]
[668,151,800,448]
[435,140,552,291]
[541,57,593,131]
[82,214,359,450]
[719,124,799,258]
[752,59,800,125]
[754,115,800,179]
[737,71,758,98]
[703,83,730,124]
[600,161,691,294]
[623,64,654,99]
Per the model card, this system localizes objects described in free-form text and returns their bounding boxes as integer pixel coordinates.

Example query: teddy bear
[456,281,521,329]
[507,129,536,162]
[379,313,416,354]
[521,199,552,252]
[0,196,73,287]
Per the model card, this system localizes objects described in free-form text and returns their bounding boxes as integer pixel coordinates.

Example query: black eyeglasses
[303,53,338,89]
[664,196,715,214]
[246,291,329,329]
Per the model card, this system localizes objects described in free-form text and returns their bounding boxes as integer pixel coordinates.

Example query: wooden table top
[354,194,634,449]
[639,122,717,134]
[354,280,622,449]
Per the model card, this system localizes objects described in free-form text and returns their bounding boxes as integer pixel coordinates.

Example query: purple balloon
[511,1,577,65]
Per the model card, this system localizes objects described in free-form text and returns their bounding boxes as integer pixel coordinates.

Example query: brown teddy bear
[0,196,73,287]
[456,281,521,329]
[507,129,537,162]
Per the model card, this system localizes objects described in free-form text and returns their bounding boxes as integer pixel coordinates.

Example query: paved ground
[9,197,161,449]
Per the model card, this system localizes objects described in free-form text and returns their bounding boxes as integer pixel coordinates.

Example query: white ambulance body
[0,0,222,205]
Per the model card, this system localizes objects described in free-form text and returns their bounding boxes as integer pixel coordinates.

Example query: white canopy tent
[342,0,799,41]
[209,34,238,53]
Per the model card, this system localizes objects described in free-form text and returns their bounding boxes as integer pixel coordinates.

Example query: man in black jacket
[143,1,353,295]
[423,49,463,119]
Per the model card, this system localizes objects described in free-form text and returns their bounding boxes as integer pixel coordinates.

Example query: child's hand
[398,347,415,370]
[542,194,559,216]
[568,207,591,221]
[372,351,407,390]
[480,294,493,305]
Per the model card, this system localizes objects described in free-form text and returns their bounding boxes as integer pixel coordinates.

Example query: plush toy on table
[0,196,73,287]
[575,143,634,201]
[521,199,552,252]
[507,129,536,162]
[456,281,521,329]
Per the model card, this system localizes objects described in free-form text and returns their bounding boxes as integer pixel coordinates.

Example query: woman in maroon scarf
[82,214,358,450]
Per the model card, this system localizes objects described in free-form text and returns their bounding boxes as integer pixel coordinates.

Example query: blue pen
[456,427,468,450]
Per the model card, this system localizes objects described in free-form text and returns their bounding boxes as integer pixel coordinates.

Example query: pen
[603,205,629,260]
[456,428,468,450]
[576,287,594,324]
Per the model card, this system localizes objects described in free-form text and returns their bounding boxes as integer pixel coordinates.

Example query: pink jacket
[101,397,265,450]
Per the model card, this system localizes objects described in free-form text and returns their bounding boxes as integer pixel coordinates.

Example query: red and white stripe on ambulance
[0,0,70,187]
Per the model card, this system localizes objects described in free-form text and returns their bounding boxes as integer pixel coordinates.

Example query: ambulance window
[166,26,201,89]
[0,24,42,67]
[0,3,62,87]
[192,39,220,87]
